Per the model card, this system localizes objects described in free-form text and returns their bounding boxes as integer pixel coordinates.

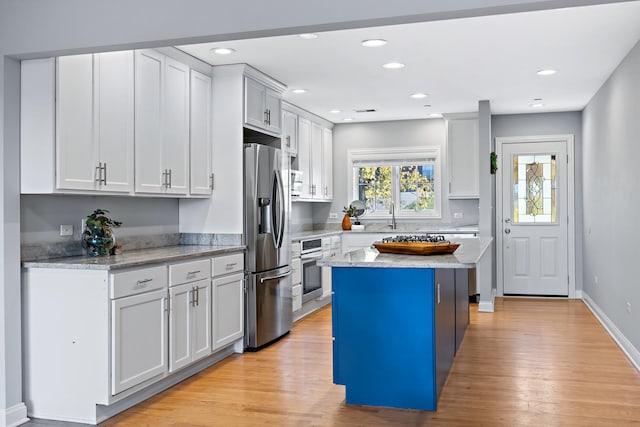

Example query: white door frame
[495,134,576,298]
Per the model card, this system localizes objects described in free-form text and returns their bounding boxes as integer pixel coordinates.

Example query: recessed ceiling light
[361,39,387,47]
[530,103,545,108]
[410,93,428,99]
[291,89,308,94]
[329,109,342,114]
[211,47,235,55]
[382,62,405,69]
[423,104,432,108]
[299,33,318,40]
[429,113,443,118]
[536,69,557,76]
[343,118,354,122]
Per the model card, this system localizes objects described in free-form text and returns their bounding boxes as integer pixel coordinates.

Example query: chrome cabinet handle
[95,163,102,183]
[210,173,214,190]
[286,135,291,147]
[103,162,107,185]
[226,262,237,269]
[168,169,172,188]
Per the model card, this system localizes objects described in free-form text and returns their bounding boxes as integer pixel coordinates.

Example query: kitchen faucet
[389,201,396,230]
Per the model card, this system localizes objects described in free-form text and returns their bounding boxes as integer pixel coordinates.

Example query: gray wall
[492,111,584,292]
[312,118,480,228]
[582,40,640,351]
[21,195,179,259]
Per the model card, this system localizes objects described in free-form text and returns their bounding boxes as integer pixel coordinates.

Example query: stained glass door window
[513,154,556,223]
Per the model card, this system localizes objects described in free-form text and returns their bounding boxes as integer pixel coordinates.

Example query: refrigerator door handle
[273,169,286,249]
[276,170,286,248]
[259,269,292,283]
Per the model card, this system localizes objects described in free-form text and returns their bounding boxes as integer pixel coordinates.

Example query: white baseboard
[575,289,583,299]
[1,403,29,427]
[478,288,496,312]
[582,291,640,373]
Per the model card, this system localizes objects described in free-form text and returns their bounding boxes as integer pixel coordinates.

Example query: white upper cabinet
[297,117,313,199]
[135,50,189,195]
[282,109,298,156]
[292,115,333,202]
[189,70,213,195]
[21,52,134,193]
[21,49,211,198]
[244,74,283,136]
[447,117,479,199]
[322,128,333,200]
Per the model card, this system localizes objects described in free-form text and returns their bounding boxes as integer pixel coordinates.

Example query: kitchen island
[318,237,491,411]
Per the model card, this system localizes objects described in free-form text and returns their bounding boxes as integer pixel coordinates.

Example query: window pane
[512,154,556,224]
[398,164,435,212]
[355,166,391,213]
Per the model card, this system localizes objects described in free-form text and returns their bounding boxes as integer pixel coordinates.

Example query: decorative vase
[341,214,352,231]
[82,231,115,257]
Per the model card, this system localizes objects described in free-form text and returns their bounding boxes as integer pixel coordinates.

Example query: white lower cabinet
[22,250,244,424]
[111,288,168,395]
[211,253,245,350]
[169,278,211,372]
[212,273,244,349]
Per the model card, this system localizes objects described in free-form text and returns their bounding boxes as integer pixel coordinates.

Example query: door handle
[260,270,292,283]
[505,228,511,234]
[505,218,511,224]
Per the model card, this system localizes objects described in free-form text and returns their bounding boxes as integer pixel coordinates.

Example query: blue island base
[332,267,438,411]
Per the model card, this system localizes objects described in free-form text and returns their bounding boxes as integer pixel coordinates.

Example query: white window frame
[347,146,441,219]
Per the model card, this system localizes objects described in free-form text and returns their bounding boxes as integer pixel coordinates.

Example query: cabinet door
[322,127,333,200]
[212,273,244,350]
[282,110,298,155]
[244,77,266,130]
[95,51,134,193]
[111,289,167,395]
[454,269,470,354]
[434,269,456,399]
[189,69,213,195]
[56,54,97,191]
[447,118,479,198]
[192,279,212,362]
[135,50,165,194]
[169,283,193,372]
[264,87,282,135]
[297,117,313,199]
[310,122,324,198]
[162,57,190,195]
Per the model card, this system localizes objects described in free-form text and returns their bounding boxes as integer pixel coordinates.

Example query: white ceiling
[178,2,640,124]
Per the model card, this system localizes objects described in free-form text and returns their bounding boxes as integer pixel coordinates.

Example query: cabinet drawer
[169,258,210,286]
[110,265,167,299]
[212,253,244,277]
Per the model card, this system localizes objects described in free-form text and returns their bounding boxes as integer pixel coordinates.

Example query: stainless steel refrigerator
[244,143,292,350]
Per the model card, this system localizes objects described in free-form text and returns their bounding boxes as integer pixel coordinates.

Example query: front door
[500,139,569,296]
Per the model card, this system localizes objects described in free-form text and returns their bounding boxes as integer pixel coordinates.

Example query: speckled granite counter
[292,225,478,241]
[22,245,245,270]
[318,237,491,269]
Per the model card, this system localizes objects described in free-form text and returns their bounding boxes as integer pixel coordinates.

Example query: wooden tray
[373,241,460,256]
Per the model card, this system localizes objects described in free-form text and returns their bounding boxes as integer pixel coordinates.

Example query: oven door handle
[301,252,323,261]
[260,269,292,283]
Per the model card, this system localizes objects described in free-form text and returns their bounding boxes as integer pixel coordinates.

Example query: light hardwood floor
[91,298,640,426]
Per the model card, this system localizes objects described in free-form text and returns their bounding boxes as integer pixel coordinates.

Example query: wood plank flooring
[97,298,640,426]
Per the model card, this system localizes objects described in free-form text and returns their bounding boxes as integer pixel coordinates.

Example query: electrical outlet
[453,212,463,219]
[626,301,632,314]
[60,224,73,236]
[329,212,338,219]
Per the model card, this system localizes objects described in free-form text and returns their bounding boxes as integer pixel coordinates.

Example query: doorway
[496,135,575,297]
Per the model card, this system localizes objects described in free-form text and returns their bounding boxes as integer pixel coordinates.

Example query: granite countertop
[292,225,478,241]
[22,245,245,271]
[317,237,492,269]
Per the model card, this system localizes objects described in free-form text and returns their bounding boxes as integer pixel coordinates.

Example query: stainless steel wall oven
[300,237,323,302]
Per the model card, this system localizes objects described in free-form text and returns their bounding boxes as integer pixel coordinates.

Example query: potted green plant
[81,209,122,256]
